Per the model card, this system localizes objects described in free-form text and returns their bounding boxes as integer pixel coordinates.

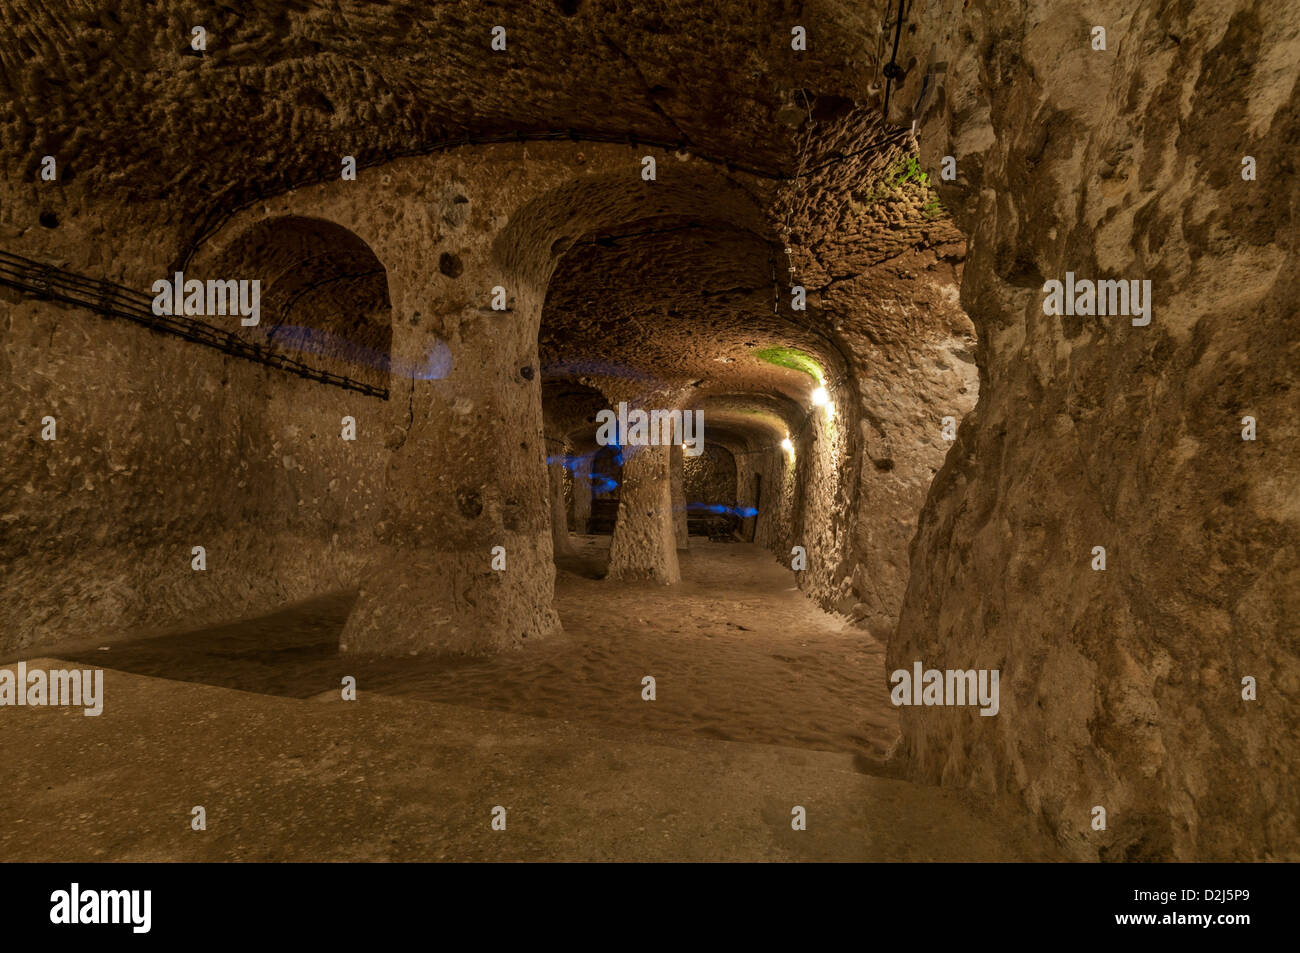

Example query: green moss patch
[755,346,823,383]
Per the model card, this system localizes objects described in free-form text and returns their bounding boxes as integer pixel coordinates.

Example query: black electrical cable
[0,250,389,399]
[881,0,907,121]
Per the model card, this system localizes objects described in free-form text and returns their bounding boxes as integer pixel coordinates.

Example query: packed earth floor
[0,538,1060,861]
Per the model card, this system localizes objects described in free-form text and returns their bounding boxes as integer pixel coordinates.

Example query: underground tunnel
[0,0,1296,883]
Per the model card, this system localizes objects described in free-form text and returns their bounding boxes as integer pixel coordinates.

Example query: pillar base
[339,534,561,655]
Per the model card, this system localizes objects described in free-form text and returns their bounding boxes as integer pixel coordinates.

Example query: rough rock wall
[682,443,738,506]
[892,0,1300,860]
[733,450,762,541]
[738,445,791,554]
[669,442,688,548]
[842,233,980,638]
[571,454,593,532]
[547,450,574,557]
[1,292,385,654]
[773,107,980,637]
[735,411,850,606]
[787,390,857,610]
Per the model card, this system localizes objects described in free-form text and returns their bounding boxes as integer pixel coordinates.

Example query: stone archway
[196,215,395,392]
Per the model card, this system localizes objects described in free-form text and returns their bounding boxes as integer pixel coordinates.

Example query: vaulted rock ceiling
[2,0,903,209]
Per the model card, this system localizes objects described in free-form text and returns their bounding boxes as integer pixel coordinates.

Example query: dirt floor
[0,537,1063,861]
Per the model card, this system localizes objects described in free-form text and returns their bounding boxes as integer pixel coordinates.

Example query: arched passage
[683,442,741,537]
[588,446,623,529]
[194,215,394,392]
[513,165,862,590]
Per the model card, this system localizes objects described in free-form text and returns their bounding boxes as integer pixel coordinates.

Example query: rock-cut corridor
[0,0,1297,868]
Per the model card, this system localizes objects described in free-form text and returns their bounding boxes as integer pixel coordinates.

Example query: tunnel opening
[196,215,394,393]
[587,445,623,534]
[541,378,612,559]
[520,166,866,593]
[683,442,742,538]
